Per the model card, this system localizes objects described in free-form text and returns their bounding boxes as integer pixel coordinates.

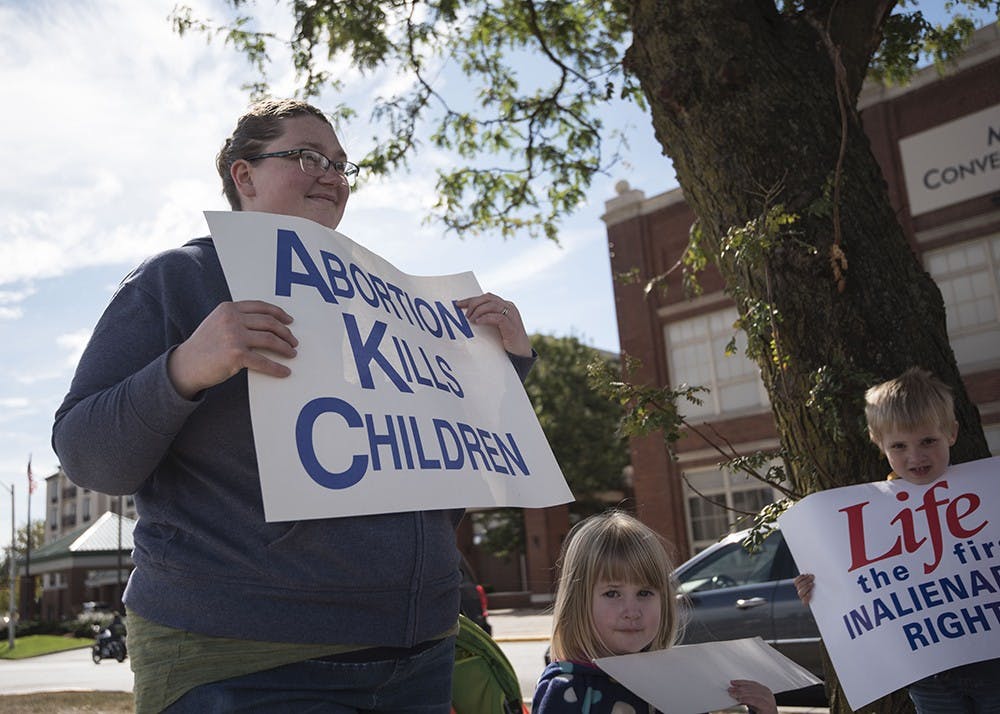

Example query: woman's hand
[456,293,532,358]
[168,300,298,399]
[794,573,815,605]
[727,679,778,714]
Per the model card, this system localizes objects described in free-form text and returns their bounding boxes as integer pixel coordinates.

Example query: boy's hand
[727,679,777,714]
[794,573,815,605]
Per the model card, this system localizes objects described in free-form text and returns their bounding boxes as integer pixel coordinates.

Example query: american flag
[27,455,36,494]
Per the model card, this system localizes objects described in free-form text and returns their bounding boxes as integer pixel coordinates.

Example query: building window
[665,307,769,419]
[682,465,779,555]
[924,234,1000,369]
[82,498,91,522]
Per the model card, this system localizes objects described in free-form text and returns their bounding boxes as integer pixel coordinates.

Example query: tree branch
[818,0,898,99]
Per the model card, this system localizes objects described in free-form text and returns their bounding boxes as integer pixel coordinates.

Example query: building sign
[898,104,1000,216]
[778,456,999,709]
[206,211,572,522]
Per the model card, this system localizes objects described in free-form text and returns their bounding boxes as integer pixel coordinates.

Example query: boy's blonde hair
[865,367,956,447]
[549,510,679,662]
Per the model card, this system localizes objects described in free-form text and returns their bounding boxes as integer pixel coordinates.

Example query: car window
[676,532,785,594]
[769,533,800,581]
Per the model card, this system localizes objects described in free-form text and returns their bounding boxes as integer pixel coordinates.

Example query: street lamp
[116,495,123,610]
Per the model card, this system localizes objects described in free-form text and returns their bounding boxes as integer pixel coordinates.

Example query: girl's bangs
[598,536,668,589]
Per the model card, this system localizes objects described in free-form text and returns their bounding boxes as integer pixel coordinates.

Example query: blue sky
[0,0,991,548]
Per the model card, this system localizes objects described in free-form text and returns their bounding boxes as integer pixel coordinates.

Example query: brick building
[17,469,138,620]
[43,468,137,541]
[602,24,1000,560]
[29,510,135,622]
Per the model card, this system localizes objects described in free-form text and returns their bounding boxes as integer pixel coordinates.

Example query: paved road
[0,646,133,695]
[0,612,546,699]
[0,614,545,699]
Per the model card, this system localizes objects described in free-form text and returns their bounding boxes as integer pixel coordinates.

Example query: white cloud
[13,370,68,387]
[0,0,247,288]
[57,329,92,368]
[0,286,30,320]
[0,398,36,426]
[0,285,36,304]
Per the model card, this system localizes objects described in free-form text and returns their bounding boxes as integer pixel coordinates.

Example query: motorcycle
[91,625,127,664]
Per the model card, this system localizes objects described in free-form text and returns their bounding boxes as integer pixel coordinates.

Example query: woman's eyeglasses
[244,148,359,187]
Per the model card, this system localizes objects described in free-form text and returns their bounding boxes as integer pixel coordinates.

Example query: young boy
[794,367,999,713]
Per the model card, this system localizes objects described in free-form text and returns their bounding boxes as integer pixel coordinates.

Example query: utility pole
[23,459,32,621]
[2,482,15,651]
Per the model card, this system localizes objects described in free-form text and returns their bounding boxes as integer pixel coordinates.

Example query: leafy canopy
[173,0,996,242]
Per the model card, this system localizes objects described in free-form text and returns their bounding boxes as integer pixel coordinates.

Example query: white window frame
[924,233,1000,370]
[664,307,769,420]
[681,463,782,555]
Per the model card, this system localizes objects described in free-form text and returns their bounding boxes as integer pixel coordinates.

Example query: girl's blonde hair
[549,510,679,662]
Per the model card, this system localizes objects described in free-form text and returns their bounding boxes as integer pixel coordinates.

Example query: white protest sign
[206,210,572,521]
[594,637,820,714]
[778,456,1000,709]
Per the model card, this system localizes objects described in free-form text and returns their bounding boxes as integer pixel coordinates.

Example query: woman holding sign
[52,98,535,713]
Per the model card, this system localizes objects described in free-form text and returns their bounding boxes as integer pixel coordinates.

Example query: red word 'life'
[840,481,988,575]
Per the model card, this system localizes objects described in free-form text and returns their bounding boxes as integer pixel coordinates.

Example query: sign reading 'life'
[779,457,999,710]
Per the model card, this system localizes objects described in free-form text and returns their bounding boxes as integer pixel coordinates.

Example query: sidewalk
[490,607,552,642]
[488,608,829,714]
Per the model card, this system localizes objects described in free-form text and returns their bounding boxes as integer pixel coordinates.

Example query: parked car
[674,525,824,698]
[459,557,492,636]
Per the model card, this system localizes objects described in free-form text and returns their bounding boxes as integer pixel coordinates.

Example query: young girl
[532,511,778,714]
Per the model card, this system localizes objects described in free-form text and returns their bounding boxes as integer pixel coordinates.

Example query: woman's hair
[865,367,956,447]
[216,98,332,210]
[549,510,679,662]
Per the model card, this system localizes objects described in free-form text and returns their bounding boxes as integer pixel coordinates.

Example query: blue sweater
[533,660,658,714]
[52,236,535,646]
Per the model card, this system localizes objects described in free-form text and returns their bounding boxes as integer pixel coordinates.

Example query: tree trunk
[625,1,990,712]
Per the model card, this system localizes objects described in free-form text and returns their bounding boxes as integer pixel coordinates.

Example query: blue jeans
[163,635,456,713]
[908,659,1000,714]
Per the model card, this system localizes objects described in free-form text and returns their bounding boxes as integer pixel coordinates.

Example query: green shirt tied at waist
[128,611,459,713]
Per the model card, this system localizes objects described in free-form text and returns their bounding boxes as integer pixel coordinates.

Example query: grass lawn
[0,692,133,713]
[0,635,92,660]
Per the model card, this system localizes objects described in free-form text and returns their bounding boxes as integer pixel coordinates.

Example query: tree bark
[625,1,991,711]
